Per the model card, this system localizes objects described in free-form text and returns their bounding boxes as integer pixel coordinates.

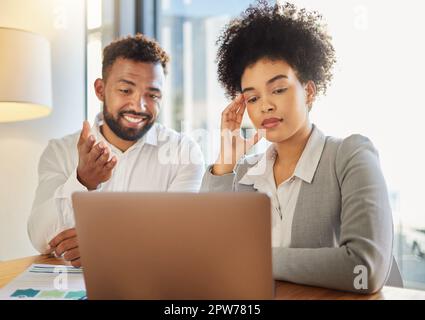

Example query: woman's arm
[273,135,394,294]
[200,165,237,192]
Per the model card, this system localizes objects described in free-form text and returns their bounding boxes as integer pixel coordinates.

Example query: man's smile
[120,112,151,128]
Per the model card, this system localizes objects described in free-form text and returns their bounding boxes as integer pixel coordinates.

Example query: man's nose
[134,96,148,112]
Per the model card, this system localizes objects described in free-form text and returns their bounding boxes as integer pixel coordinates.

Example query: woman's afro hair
[216,0,336,98]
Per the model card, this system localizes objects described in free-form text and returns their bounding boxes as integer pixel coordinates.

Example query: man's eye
[150,94,161,100]
[119,89,130,94]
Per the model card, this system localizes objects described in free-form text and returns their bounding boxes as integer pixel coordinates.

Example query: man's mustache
[119,110,153,121]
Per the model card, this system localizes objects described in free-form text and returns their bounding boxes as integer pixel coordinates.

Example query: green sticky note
[11,289,40,298]
[64,291,86,300]
[37,290,66,299]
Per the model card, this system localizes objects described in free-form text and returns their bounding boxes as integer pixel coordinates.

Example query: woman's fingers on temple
[222,94,245,126]
[227,94,243,112]
[234,94,245,109]
[225,94,242,110]
[236,103,246,122]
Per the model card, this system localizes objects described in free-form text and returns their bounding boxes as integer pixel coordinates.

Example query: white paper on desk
[0,264,86,300]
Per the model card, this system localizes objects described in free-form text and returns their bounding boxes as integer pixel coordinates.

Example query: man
[28,34,205,267]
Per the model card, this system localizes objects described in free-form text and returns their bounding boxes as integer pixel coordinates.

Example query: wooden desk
[1,256,425,300]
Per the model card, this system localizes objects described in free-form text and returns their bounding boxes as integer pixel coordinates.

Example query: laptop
[72,192,274,300]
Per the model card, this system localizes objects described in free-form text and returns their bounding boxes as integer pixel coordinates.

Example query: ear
[94,78,105,102]
[305,81,317,111]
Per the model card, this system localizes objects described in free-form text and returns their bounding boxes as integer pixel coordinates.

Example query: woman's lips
[261,117,283,129]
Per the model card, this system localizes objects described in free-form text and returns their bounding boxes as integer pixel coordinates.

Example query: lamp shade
[0,27,52,122]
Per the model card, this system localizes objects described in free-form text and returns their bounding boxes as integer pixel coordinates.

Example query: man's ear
[94,78,105,101]
[305,81,317,111]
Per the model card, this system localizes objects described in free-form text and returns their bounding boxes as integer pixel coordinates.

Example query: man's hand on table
[49,228,81,268]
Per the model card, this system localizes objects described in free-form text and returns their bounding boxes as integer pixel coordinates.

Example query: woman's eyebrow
[266,74,288,85]
[241,87,254,94]
[242,74,288,93]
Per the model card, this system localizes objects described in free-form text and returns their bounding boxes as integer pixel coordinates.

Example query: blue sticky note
[11,289,40,298]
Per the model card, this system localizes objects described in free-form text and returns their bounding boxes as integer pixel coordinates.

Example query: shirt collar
[293,124,326,183]
[239,124,326,186]
[92,112,158,152]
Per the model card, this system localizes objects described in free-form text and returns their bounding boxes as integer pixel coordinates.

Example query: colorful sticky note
[37,290,66,299]
[11,289,40,298]
[64,291,86,300]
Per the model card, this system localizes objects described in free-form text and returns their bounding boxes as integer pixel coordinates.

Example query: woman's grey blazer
[201,133,399,293]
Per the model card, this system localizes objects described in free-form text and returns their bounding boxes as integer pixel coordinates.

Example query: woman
[201,1,399,293]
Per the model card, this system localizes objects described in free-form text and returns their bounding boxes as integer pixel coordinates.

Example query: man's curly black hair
[216,0,336,98]
[102,33,170,80]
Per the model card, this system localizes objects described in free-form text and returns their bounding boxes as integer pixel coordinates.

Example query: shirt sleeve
[166,136,206,193]
[272,135,394,294]
[199,165,236,192]
[27,138,87,254]
[199,154,256,192]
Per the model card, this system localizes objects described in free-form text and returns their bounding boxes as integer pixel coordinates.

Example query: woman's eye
[273,88,287,95]
[247,97,258,104]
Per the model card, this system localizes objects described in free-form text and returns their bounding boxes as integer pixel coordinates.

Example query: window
[156,0,272,164]
[86,0,117,123]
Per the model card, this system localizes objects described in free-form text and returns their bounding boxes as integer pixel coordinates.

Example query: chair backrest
[385,256,404,288]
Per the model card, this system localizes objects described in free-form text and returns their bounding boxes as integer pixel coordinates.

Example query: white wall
[0,0,86,260]
[290,0,425,229]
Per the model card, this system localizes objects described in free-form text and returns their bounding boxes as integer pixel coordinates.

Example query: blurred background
[1,0,424,290]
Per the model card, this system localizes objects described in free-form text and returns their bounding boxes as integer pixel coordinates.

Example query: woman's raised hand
[212,94,263,175]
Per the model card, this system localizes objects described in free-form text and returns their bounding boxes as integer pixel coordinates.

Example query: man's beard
[103,103,155,141]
